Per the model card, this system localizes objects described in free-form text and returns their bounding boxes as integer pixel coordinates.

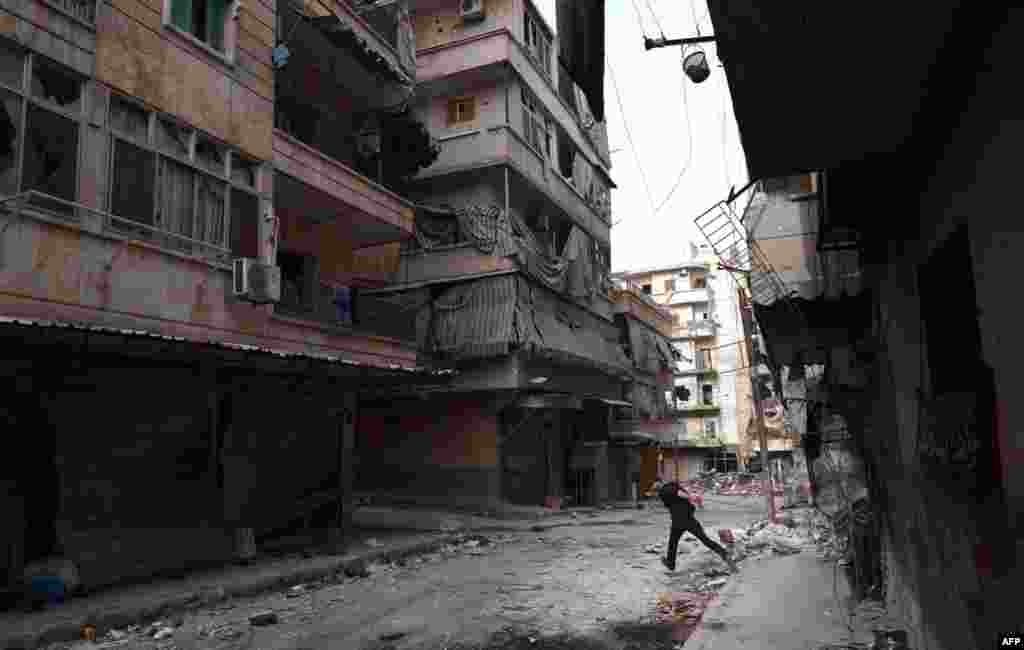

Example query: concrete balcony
[667,288,711,305]
[678,319,718,338]
[672,402,722,415]
[0,192,420,370]
[273,130,414,245]
[414,28,609,172]
[416,125,610,246]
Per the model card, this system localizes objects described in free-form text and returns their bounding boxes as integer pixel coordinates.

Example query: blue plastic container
[28,576,66,604]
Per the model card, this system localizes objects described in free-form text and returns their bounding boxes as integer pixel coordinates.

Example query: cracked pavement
[47,496,768,650]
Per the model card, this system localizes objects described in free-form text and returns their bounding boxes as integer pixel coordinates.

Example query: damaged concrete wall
[857,15,1023,648]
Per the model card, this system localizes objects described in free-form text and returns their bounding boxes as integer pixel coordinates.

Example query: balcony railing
[686,319,717,337]
[48,0,96,23]
[672,402,721,415]
[0,191,231,265]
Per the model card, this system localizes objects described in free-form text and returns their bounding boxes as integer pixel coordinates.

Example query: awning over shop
[594,398,633,408]
[0,317,453,385]
[517,393,583,410]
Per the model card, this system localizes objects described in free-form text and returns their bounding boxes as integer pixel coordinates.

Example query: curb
[2,534,464,650]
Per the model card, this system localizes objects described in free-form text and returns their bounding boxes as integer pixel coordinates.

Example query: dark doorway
[21,383,59,565]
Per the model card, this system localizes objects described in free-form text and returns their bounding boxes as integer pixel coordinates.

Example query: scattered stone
[531,525,546,532]
[287,584,308,598]
[644,545,661,554]
[366,538,382,547]
[249,611,279,626]
[704,578,728,589]
[344,559,371,578]
[153,627,175,640]
[379,631,406,641]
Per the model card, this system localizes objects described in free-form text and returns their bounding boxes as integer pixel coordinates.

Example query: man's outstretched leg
[686,520,738,572]
[662,526,684,571]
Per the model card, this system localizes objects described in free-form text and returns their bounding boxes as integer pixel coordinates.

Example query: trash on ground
[249,611,279,626]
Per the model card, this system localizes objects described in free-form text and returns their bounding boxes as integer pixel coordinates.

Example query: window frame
[447,96,476,126]
[105,89,261,262]
[520,86,550,158]
[163,0,239,65]
[0,42,86,214]
[523,4,551,78]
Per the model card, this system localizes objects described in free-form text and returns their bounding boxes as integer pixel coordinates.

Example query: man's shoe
[661,557,675,571]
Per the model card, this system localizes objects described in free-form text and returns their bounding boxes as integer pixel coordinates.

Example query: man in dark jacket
[657,479,737,572]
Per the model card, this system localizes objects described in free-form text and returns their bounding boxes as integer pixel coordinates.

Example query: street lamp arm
[644,35,718,50]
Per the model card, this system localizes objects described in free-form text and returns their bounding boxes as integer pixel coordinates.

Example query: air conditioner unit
[460,0,485,22]
[233,258,282,304]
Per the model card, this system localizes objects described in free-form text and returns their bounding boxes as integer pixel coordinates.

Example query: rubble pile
[673,471,786,498]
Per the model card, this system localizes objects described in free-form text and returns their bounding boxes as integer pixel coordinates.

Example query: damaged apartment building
[704,3,1022,648]
[354,0,651,511]
[0,0,453,598]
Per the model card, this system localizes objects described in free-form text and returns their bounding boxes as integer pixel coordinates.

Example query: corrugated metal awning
[0,317,453,381]
[594,398,633,408]
[516,393,583,410]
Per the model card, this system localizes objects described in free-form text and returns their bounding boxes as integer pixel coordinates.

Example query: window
[523,8,551,76]
[664,278,676,292]
[447,97,476,126]
[0,46,84,216]
[704,420,717,435]
[672,313,680,326]
[521,88,549,157]
[169,0,230,52]
[106,91,261,262]
[557,125,575,178]
[641,284,652,295]
[692,276,707,289]
[702,384,714,405]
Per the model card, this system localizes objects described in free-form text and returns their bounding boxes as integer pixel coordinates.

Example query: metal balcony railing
[0,191,231,264]
[48,0,96,22]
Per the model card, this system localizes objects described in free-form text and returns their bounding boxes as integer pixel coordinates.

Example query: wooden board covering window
[447,97,476,125]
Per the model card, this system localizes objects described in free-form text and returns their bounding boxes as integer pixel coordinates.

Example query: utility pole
[738,283,776,524]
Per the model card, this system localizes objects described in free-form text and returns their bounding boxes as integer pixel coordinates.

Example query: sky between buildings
[533,0,749,273]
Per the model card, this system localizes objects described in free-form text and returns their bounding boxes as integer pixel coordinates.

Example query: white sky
[534,0,748,273]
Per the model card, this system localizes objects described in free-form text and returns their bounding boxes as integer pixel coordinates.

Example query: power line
[608,58,657,223]
[630,0,649,38]
[643,0,667,38]
[653,51,695,216]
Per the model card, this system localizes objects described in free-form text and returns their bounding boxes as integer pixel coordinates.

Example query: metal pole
[644,35,717,50]
[739,283,776,523]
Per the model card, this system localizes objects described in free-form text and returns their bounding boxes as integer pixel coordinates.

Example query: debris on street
[249,611,279,626]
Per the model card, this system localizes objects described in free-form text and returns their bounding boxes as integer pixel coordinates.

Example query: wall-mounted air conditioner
[460,0,485,22]
[233,258,282,304]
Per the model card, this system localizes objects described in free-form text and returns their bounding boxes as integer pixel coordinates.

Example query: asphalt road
[52,496,768,650]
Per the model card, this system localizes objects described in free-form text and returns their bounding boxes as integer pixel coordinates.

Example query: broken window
[110,139,156,227]
[170,0,229,52]
[109,94,150,141]
[704,419,717,435]
[195,136,226,175]
[641,284,652,295]
[0,89,20,196]
[157,118,191,158]
[30,56,82,113]
[231,154,257,187]
[702,384,714,405]
[0,40,25,90]
[22,103,78,212]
